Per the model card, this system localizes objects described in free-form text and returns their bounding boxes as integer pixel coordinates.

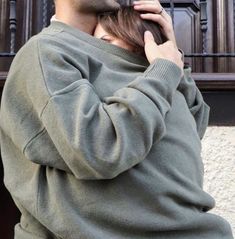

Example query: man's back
[0,21,233,238]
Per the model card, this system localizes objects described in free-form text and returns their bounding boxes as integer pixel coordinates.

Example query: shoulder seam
[39,82,95,118]
[36,39,53,97]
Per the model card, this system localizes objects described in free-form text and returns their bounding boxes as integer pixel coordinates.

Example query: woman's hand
[133,0,177,48]
[144,31,183,75]
[133,0,183,74]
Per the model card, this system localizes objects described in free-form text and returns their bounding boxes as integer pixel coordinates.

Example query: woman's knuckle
[165,24,172,31]
[153,14,160,19]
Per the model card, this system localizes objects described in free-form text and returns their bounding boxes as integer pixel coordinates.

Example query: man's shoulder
[12,32,58,62]
[20,28,65,53]
[14,26,86,66]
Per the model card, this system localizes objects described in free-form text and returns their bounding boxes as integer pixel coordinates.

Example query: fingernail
[145,31,152,36]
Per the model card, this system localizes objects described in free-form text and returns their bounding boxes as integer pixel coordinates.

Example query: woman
[94,0,178,59]
[95,5,167,55]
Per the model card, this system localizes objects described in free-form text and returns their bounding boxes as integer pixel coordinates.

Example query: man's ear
[96,0,121,12]
[76,0,121,13]
[117,0,138,6]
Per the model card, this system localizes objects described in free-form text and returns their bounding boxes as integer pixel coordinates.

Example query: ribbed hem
[47,21,149,66]
[144,58,182,90]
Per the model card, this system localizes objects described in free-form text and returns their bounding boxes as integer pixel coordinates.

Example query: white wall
[201,126,235,235]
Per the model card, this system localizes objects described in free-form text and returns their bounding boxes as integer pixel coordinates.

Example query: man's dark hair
[117,0,134,6]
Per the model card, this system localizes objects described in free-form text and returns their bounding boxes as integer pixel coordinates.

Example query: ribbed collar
[48,21,149,66]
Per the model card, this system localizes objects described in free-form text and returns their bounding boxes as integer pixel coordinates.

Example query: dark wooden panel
[0,0,12,71]
[162,0,202,72]
[163,0,235,73]
[0,0,55,71]
[0,0,9,52]
[211,0,235,73]
[203,91,235,126]
[193,73,235,90]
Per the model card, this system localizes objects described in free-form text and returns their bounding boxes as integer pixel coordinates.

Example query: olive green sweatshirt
[0,21,233,239]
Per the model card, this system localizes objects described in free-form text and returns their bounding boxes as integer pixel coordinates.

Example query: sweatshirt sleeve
[27,39,182,180]
[177,66,210,139]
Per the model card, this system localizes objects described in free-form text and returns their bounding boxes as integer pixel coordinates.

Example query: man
[0,0,233,238]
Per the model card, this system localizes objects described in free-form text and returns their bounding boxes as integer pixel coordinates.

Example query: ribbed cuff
[143,58,182,91]
[127,58,183,110]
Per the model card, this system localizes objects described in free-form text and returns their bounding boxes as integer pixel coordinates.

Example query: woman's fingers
[133,0,161,6]
[134,3,162,14]
[133,2,172,22]
[140,13,170,30]
[144,33,183,75]
[144,31,156,44]
[140,13,177,47]
[140,13,171,33]
[133,0,177,47]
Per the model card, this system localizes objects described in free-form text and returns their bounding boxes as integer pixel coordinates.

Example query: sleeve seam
[36,39,53,97]
[39,82,95,118]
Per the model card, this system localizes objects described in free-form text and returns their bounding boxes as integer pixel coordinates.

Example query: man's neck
[55,8,97,35]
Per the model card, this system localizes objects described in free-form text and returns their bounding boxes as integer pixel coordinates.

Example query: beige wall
[201,127,235,235]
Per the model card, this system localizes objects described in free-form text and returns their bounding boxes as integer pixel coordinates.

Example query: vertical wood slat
[227,0,235,72]
[200,0,208,54]
[22,0,33,42]
[234,0,235,41]
[199,0,208,72]
[42,0,48,28]
[214,0,227,72]
[9,0,17,53]
[202,0,213,73]
[0,0,9,53]
[0,0,12,72]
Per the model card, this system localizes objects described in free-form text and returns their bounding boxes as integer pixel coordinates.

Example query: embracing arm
[177,66,210,139]
[25,38,182,180]
[132,0,210,139]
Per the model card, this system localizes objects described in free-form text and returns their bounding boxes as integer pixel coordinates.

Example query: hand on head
[144,31,183,75]
[133,0,183,74]
[94,0,183,74]
[133,0,177,47]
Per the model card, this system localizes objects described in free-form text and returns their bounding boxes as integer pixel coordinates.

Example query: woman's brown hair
[98,6,167,56]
